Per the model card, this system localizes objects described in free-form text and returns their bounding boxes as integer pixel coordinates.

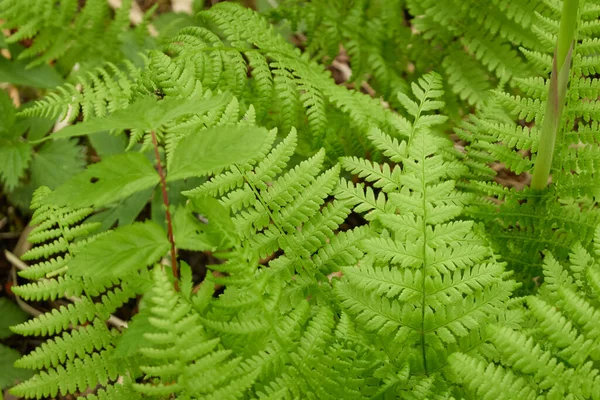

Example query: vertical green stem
[530,0,579,190]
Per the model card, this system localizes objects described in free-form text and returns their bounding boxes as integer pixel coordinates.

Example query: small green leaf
[88,131,127,157]
[49,93,232,140]
[0,345,32,390]
[86,187,153,232]
[68,221,170,278]
[49,152,159,208]
[17,116,54,142]
[167,125,268,181]
[0,90,16,136]
[0,298,29,339]
[179,261,193,300]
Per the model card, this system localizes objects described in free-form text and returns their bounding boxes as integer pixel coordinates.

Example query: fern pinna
[458,0,600,287]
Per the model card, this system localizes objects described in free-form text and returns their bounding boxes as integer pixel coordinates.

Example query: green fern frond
[10,348,123,399]
[335,72,515,380]
[450,227,600,399]
[133,266,257,399]
[0,0,144,73]
[459,0,600,282]
[14,320,117,370]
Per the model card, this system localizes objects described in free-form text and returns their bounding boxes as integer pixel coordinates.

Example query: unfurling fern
[333,72,516,395]
[450,228,600,399]
[457,0,600,288]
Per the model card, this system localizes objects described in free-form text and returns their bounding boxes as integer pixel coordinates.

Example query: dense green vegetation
[1,0,600,398]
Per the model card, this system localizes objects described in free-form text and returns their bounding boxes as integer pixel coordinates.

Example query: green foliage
[458,0,600,286]
[19,2,400,162]
[0,90,85,205]
[335,73,515,392]
[449,229,600,399]
[8,187,139,399]
[5,1,600,399]
[0,0,149,75]
[272,0,547,114]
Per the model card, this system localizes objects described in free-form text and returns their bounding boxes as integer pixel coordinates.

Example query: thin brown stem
[150,130,179,290]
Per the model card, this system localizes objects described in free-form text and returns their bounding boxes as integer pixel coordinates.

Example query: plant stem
[530,0,579,190]
[150,130,179,290]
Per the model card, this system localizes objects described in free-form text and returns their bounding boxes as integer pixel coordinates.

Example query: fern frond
[14,320,117,370]
[460,1,600,282]
[0,0,144,72]
[335,72,515,379]
[450,228,600,398]
[10,348,123,399]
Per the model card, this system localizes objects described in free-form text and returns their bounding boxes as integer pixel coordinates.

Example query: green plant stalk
[530,0,579,190]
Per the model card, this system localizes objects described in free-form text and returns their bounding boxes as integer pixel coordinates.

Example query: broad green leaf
[68,221,170,278]
[0,140,31,190]
[49,92,232,140]
[0,298,28,339]
[167,125,268,181]
[172,206,214,251]
[0,345,32,390]
[29,139,86,189]
[17,116,54,141]
[0,57,64,89]
[49,152,159,208]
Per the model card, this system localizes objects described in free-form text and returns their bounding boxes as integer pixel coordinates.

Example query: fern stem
[150,130,179,289]
[530,0,579,190]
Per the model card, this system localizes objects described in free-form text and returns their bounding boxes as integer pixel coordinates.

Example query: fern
[19,2,400,162]
[272,0,410,102]
[7,2,600,399]
[9,187,146,398]
[273,0,547,114]
[133,266,257,399]
[0,0,151,74]
[458,0,600,286]
[334,72,516,393]
[450,228,600,399]
[406,0,547,107]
